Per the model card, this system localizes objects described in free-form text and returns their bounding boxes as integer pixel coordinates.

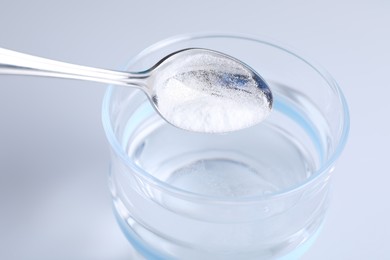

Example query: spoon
[0,47,272,133]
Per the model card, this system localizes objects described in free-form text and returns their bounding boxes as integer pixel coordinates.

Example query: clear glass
[102,33,349,260]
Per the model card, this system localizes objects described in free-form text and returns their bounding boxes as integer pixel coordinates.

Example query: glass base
[114,208,324,260]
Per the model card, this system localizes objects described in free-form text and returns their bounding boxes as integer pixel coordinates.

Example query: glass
[102,33,349,259]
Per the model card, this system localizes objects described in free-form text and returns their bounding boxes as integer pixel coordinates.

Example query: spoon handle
[0,47,147,88]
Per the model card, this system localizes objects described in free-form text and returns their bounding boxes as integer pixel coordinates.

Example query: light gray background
[0,1,388,259]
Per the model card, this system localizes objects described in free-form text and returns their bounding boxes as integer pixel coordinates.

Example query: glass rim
[102,32,350,204]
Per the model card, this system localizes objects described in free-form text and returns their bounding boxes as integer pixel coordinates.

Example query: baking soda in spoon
[154,51,272,133]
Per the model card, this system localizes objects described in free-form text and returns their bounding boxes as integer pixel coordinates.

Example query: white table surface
[0,1,389,259]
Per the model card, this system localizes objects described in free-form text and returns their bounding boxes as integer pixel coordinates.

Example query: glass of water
[102,33,349,259]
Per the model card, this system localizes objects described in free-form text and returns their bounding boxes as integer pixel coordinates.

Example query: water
[125,88,318,198]
[129,124,313,198]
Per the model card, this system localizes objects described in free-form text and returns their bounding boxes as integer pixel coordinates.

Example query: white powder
[154,51,272,133]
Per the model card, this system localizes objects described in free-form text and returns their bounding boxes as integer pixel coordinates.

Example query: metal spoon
[0,47,272,133]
